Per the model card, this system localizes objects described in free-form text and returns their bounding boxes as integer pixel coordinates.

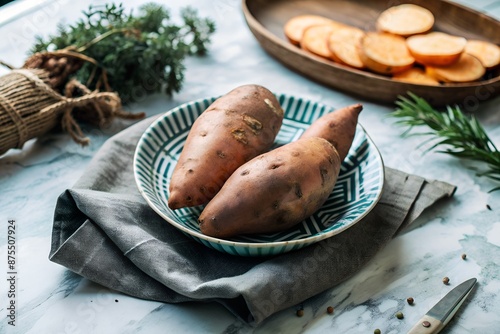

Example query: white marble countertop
[1,0,499,333]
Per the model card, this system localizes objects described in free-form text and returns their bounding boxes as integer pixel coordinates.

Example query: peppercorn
[461,253,467,260]
[296,309,304,317]
[327,306,334,314]
[374,329,381,334]
[407,297,414,305]
[443,276,450,285]
[396,311,404,319]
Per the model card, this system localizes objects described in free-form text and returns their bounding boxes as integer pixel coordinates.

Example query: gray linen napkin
[49,115,456,325]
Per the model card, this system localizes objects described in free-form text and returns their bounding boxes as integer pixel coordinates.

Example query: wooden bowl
[242,0,500,106]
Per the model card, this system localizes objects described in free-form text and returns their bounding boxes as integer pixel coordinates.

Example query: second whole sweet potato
[198,136,341,238]
[301,103,362,161]
[168,84,284,210]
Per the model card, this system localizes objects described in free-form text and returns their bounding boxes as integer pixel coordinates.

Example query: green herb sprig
[30,3,216,103]
[390,92,500,191]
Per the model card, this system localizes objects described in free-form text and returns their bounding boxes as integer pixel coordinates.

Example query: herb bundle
[390,93,500,191]
[27,2,216,103]
[0,3,216,155]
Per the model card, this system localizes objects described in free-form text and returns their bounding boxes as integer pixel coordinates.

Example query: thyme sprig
[390,92,500,191]
[30,3,216,103]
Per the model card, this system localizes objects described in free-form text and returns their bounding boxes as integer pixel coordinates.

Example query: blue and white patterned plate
[134,94,384,256]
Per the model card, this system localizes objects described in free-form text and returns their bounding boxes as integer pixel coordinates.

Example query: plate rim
[133,94,385,249]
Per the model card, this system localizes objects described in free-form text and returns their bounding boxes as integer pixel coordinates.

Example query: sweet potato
[406,32,466,66]
[392,67,440,86]
[426,53,485,83]
[301,24,340,59]
[284,15,343,46]
[464,39,500,69]
[376,4,434,37]
[300,104,362,161]
[359,32,415,75]
[168,84,284,210]
[198,104,361,238]
[327,27,366,69]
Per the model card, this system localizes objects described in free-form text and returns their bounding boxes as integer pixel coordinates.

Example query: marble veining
[1,0,500,333]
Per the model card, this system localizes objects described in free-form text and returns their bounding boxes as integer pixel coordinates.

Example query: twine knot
[0,68,144,154]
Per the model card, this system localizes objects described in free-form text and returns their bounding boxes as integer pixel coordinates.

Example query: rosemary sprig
[390,92,500,191]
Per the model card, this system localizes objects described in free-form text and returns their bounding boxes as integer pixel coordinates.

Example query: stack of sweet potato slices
[284,4,500,85]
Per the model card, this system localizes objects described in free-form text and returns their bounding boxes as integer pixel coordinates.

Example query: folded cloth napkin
[50,115,456,326]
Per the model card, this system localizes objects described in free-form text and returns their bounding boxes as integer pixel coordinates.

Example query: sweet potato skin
[301,104,362,161]
[198,137,341,238]
[168,84,284,210]
[198,104,362,238]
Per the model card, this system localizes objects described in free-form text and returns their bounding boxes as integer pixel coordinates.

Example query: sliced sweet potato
[406,32,467,66]
[426,53,485,83]
[327,27,366,69]
[301,24,342,59]
[464,39,500,69]
[392,67,440,86]
[284,15,339,46]
[376,4,434,37]
[359,32,415,75]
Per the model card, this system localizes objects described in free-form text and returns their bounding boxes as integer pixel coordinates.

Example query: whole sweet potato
[198,104,362,238]
[168,84,284,210]
[301,103,362,161]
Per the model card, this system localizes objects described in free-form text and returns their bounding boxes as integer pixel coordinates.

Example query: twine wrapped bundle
[0,65,144,156]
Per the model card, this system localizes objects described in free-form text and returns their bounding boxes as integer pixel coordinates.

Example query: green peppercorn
[396,311,404,319]
[374,329,381,334]
[296,309,304,317]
